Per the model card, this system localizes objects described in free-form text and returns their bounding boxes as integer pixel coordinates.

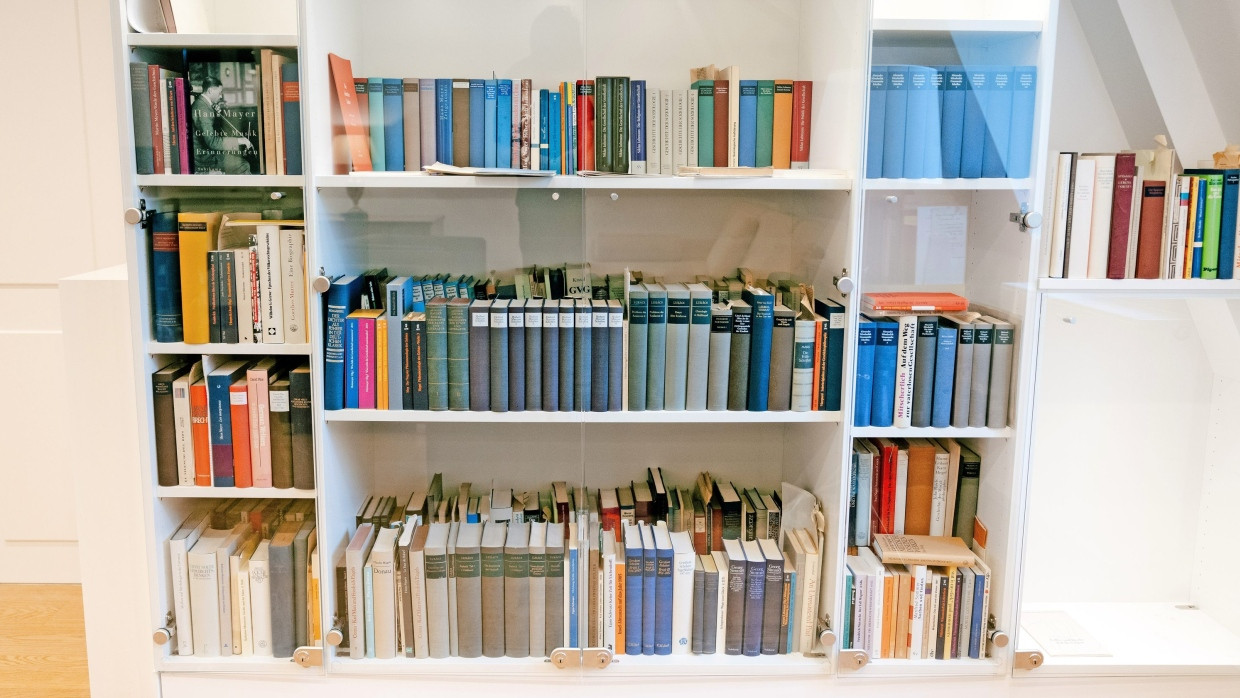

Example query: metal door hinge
[293,645,323,668]
[548,646,616,669]
[1009,203,1043,232]
[838,648,869,669]
[1014,649,1044,670]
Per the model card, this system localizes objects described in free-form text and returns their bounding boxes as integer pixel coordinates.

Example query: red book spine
[869,448,882,545]
[577,80,595,172]
[190,382,211,486]
[174,78,190,174]
[713,80,729,167]
[811,319,824,410]
[229,382,253,487]
[1107,152,1137,279]
[791,80,812,168]
[880,442,897,534]
[601,507,620,542]
[1135,181,1167,279]
[148,64,165,175]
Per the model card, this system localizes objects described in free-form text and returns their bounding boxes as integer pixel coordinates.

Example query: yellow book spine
[376,316,388,410]
[943,566,956,658]
[176,212,222,343]
[772,80,793,169]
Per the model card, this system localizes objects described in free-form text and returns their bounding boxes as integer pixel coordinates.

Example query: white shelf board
[1019,602,1240,676]
[156,486,315,499]
[329,652,826,677]
[865,177,1032,191]
[324,409,841,424]
[136,174,304,188]
[872,18,1042,34]
[158,655,312,674]
[1038,278,1240,296]
[851,426,1012,438]
[125,33,298,48]
[844,656,1003,678]
[146,342,311,356]
[314,171,852,192]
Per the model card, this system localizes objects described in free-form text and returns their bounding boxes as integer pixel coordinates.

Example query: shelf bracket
[293,645,323,668]
[1014,649,1044,670]
[837,648,869,669]
[548,647,581,669]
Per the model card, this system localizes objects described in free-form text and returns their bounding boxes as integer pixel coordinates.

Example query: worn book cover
[188,53,261,174]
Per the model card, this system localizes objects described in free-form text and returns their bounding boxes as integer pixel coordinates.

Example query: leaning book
[871,534,976,567]
[188,53,262,175]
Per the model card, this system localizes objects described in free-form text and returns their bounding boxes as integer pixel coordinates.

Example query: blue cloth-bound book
[881,65,908,179]
[542,300,559,411]
[382,78,404,172]
[816,298,846,412]
[1219,171,1240,279]
[924,67,944,178]
[508,300,526,411]
[281,62,302,175]
[959,67,989,178]
[631,80,646,171]
[548,91,562,175]
[591,300,609,411]
[1007,66,1037,179]
[627,288,648,412]
[940,66,967,178]
[639,523,656,655]
[623,524,644,655]
[435,78,453,164]
[497,80,512,168]
[738,80,758,168]
[150,211,182,343]
[740,540,766,657]
[574,298,592,411]
[608,301,623,411]
[743,287,774,411]
[323,275,363,410]
[853,317,877,426]
[903,65,935,179]
[469,78,485,167]
[981,66,1014,178]
[930,324,958,428]
[870,317,899,427]
[367,78,385,171]
[866,67,886,178]
[653,526,674,655]
[539,89,550,171]
[489,300,509,412]
[206,361,247,487]
[524,300,541,409]
[483,79,498,168]
[558,299,574,410]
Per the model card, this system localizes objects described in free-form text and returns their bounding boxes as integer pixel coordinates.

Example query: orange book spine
[326,53,372,172]
[229,380,253,487]
[190,381,211,486]
[772,80,793,169]
[614,557,625,652]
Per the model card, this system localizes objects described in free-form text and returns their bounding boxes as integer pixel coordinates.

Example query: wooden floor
[0,584,90,697]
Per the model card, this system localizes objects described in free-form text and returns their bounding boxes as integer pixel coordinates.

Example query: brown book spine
[152,367,179,486]
[148,64,165,175]
[452,79,470,167]
[1135,181,1167,279]
[269,377,293,488]
[712,80,729,167]
[904,442,935,535]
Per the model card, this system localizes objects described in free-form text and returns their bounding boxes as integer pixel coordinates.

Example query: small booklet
[423,162,555,177]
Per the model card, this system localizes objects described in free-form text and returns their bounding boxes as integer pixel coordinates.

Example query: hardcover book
[188,54,260,174]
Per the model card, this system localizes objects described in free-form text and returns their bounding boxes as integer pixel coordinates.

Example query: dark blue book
[631,80,646,171]
[323,274,362,410]
[924,68,944,178]
[508,300,526,411]
[815,298,846,412]
[940,66,967,178]
[591,300,609,411]
[149,211,183,343]
[743,287,774,411]
[623,524,644,655]
[345,312,360,408]
[866,67,886,178]
[382,78,404,172]
[882,65,908,179]
[407,274,426,313]
[207,360,248,487]
[525,300,542,409]
[740,539,765,657]
[469,300,491,411]
[870,317,899,427]
[543,299,560,411]
[539,89,550,171]
[435,78,453,164]
[903,65,935,179]
[969,567,987,658]
[910,315,939,427]
[401,312,429,410]
[497,80,513,168]
[558,299,574,410]
[738,80,758,168]
[281,62,302,175]
[469,78,485,167]
[980,67,1013,178]
[644,283,667,410]
[853,316,876,427]
[639,522,656,655]
[652,525,674,655]
[959,68,988,178]
[574,298,592,411]
[930,323,958,428]
[1007,66,1037,179]
[489,300,510,412]
[608,300,623,411]
[548,90,562,175]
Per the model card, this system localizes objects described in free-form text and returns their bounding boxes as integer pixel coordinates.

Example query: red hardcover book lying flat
[861,292,969,313]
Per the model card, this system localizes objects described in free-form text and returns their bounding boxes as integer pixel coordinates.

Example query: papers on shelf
[422,162,555,177]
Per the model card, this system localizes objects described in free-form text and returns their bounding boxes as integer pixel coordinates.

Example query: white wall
[0,0,123,582]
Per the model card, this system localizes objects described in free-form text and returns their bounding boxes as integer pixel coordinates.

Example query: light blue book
[1007,66,1037,179]
[923,68,944,178]
[483,79,498,168]
[940,66,967,178]
[418,275,435,302]
[469,78,485,167]
[866,67,886,178]
[882,65,908,178]
[497,79,512,168]
[548,90,562,175]
[870,317,898,427]
[854,316,877,426]
[568,534,579,647]
[930,324,958,428]
[981,66,1014,178]
[959,67,988,178]
[382,78,404,172]
[738,80,758,168]
[367,77,386,171]
[644,283,667,410]
[627,286,649,411]
[363,561,376,657]
[903,65,934,179]
[385,276,414,410]
[419,78,436,168]
[685,282,712,410]
[435,79,453,164]
[663,283,690,410]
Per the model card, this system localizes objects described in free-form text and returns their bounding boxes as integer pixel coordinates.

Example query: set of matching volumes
[129,51,302,176]
[339,472,822,660]
[844,535,992,660]
[168,499,319,659]
[151,357,314,489]
[148,212,308,345]
[854,293,1014,429]
[1045,147,1240,280]
[326,53,814,175]
[866,65,1036,179]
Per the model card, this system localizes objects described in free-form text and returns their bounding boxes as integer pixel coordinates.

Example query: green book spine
[447,299,470,409]
[1202,173,1224,279]
[427,299,449,410]
[614,77,630,173]
[693,80,714,167]
[755,80,775,167]
[596,77,612,173]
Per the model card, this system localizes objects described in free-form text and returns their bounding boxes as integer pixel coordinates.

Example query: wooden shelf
[156,486,315,499]
[325,409,842,424]
[126,33,298,48]
[136,174,303,188]
[864,177,1032,191]
[1038,278,1240,296]
[851,426,1013,438]
[314,171,852,192]
[146,342,312,356]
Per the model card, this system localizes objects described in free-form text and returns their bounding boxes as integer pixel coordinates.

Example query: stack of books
[853,293,1014,429]
[151,358,314,489]
[167,499,318,660]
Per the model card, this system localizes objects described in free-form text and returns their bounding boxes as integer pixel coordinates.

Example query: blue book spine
[1007,66,1037,179]
[940,67,967,178]
[627,293,648,412]
[497,80,512,168]
[882,65,908,179]
[645,290,667,410]
[386,277,412,410]
[483,79,498,168]
[566,101,576,176]
[367,78,386,171]
[608,303,623,411]
[924,68,944,178]
[206,369,236,486]
[542,307,559,411]
[548,91,562,175]
[591,305,609,411]
[575,302,591,411]
[624,542,644,654]
[654,542,674,655]
[559,304,574,410]
[853,319,876,427]
[1193,178,1208,278]
[744,291,774,411]
[323,276,362,410]
[631,80,646,167]
[969,570,986,658]
[281,63,302,175]
[382,78,404,171]
[664,290,690,410]
[408,276,426,313]
[981,67,1013,178]
[568,545,579,647]
[345,314,360,409]
[1219,171,1240,279]
[866,67,886,178]
[870,319,899,427]
[903,66,932,179]
[509,303,525,411]
[959,68,988,179]
[739,80,758,168]
[469,78,485,167]
[741,553,765,656]
[489,303,509,412]
[539,89,550,170]
[930,326,958,428]
[150,211,183,343]
[435,78,453,164]
[525,303,541,409]
[641,543,656,654]
[823,300,846,412]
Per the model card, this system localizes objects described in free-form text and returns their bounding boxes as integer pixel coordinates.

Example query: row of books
[1045,148,1240,280]
[149,212,308,345]
[854,294,1014,429]
[866,65,1037,180]
[130,51,301,176]
[151,358,314,489]
[848,438,981,552]
[844,535,992,660]
[168,499,318,658]
[327,54,814,175]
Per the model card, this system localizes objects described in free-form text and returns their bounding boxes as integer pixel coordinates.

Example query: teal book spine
[484,79,498,168]
[627,287,648,411]
[426,299,449,410]
[685,283,712,410]
[469,78,485,167]
[694,80,714,167]
[447,299,471,409]
[663,284,690,410]
[755,80,774,167]
[645,284,667,410]
[368,77,386,171]
[738,80,757,167]
[744,289,774,411]
[382,78,404,172]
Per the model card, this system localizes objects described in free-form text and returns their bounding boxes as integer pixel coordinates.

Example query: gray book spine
[575,299,593,411]
[727,301,752,411]
[481,525,507,657]
[559,301,575,410]
[130,62,154,174]
[608,301,624,411]
[446,299,471,410]
[664,284,690,410]
[707,304,733,411]
[525,301,542,409]
[269,539,295,658]
[645,284,667,410]
[767,304,794,411]
[468,301,491,411]
[455,542,482,658]
[692,561,705,653]
[724,551,746,655]
[911,315,939,427]
[508,301,526,411]
[399,538,414,656]
[425,542,450,658]
[542,303,559,410]
[968,321,995,427]
[545,528,565,650]
[591,300,609,411]
[760,552,783,655]
[701,565,719,654]
[685,284,713,410]
[292,525,312,648]
[986,318,1014,427]
[949,320,975,427]
[627,288,648,411]
[489,301,510,412]
[528,537,546,657]
[504,525,531,657]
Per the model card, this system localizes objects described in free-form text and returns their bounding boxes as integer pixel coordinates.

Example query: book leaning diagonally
[872,534,976,567]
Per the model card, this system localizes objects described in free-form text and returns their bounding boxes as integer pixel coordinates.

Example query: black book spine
[290,366,314,489]
[469,302,491,411]
[207,250,221,343]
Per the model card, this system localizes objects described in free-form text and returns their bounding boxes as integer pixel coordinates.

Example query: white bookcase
[91,0,1240,694]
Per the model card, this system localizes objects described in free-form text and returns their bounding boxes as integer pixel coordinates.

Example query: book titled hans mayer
[187,55,261,175]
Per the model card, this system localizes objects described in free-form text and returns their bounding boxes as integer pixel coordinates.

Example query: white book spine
[172,376,195,487]
[372,547,397,659]
[169,533,200,655]
[685,89,698,170]
[659,89,673,175]
[672,88,686,174]
[894,448,909,535]
[1085,155,1116,279]
[929,449,950,536]
[530,89,541,159]
[926,572,940,658]
[1167,176,1189,279]
[160,68,173,174]
[249,551,272,656]
[234,251,254,343]
[346,550,365,658]
[257,225,285,343]
[215,548,235,655]
[870,571,885,658]
[280,228,307,344]
[646,88,661,176]
[237,558,253,654]
[671,539,694,654]
[229,552,245,654]
[426,552,450,659]
[410,550,429,659]
[908,565,926,659]
[798,551,819,655]
[1064,158,1096,279]
[1125,168,1146,278]
[893,316,917,428]
[188,550,221,656]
